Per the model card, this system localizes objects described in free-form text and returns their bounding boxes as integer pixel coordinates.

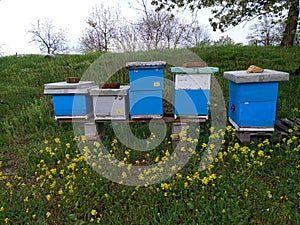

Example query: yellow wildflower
[46,212,51,218]
[267,190,272,198]
[54,137,60,143]
[91,209,97,216]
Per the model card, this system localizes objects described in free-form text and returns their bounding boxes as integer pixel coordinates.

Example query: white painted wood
[175,74,211,90]
[229,118,275,132]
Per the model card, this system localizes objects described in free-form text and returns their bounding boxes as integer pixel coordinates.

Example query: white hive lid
[223,69,289,83]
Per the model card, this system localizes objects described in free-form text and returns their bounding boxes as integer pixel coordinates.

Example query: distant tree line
[27,0,299,54]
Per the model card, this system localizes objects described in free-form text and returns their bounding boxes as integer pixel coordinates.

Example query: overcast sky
[0,0,253,55]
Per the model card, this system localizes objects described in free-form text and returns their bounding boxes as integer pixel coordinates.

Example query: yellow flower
[44,139,49,145]
[165,150,170,157]
[46,212,51,218]
[65,143,70,148]
[4,218,9,223]
[6,182,12,188]
[266,190,272,198]
[91,209,97,216]
[24,196,29,202]
[58,188,63,195]
[258,150,264,157]
[244,189,249,197]
[54,137,60,143]
[46,194,51,201]
[66,154,70,160]
[0,207,4,212]
[184,182,189,188]
[201,176,209,185]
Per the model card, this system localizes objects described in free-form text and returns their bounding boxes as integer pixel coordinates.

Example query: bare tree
[79,4,120,53]
[133,0,209,50]
[28,18,69,54]
[247,17,282,46]
[114,21,140,52]
[184,21,211,47]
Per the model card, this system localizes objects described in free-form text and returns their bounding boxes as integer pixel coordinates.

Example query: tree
[151,0,300,48]
[247,17,282,46]
[184,21,211,47]
[79,4,120,53]
[213,35,236,46]
[133,0,210,50]
[28,18,69,54]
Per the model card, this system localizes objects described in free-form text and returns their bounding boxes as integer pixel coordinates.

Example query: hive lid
[126,61,166,68]
[223,69,289,83]
[44,81,95,89]
[89,85,130,95]
[170,67,219,74]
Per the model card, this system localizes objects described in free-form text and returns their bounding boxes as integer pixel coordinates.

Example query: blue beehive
[224,69,289,131]
[44,81,95,120]
[171,67,219,119]
[126,61,166,118]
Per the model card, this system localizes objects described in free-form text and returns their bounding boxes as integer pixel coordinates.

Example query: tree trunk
[280,0,299,48]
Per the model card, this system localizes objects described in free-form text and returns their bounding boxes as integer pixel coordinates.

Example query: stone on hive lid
[247,65,264,73]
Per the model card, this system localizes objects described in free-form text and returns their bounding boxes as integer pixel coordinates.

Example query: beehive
[89,85,130,120]
[44,81,95,119]
[171,67,219,119]
[126,61,166,118]
[223,69,289,131]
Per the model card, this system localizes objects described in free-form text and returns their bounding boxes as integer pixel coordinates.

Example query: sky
[0,0,254,56]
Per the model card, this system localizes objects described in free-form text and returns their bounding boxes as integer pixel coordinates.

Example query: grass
[0,46,300,224]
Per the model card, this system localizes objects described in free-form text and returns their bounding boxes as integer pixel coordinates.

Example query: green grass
[0,46,300,224]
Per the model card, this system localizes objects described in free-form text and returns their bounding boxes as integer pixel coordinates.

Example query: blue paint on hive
[52,95,93,116]
[228,81,279,127]
[174,90,210,116]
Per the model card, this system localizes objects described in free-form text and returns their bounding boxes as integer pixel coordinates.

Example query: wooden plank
[275,120,290,132]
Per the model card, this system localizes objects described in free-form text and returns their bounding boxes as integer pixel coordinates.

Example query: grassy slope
[0,47,299,224]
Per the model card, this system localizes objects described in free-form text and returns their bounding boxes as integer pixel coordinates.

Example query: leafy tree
[28,18,69,54]
[79,4,120,53]
[151,0,299,47]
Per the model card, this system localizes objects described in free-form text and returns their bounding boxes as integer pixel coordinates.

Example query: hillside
[0,46,299,224]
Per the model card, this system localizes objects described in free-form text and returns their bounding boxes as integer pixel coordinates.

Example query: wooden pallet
[236,118,300,143]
